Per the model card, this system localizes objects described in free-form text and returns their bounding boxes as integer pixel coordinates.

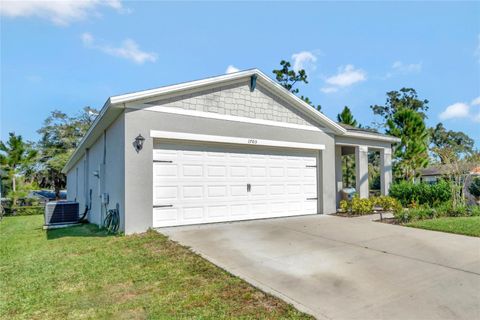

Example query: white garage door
[153,142,318,227]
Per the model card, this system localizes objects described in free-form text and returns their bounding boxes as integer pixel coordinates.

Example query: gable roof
[63,69,397,173]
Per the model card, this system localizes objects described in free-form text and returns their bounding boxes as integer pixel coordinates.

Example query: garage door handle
[153,205,173,208]
[153,160,173,163]
[306,165,317,168]
[306,197,318,200]
[247,183,251,192]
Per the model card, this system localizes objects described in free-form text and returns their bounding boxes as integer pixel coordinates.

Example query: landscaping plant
[389,180,451,207]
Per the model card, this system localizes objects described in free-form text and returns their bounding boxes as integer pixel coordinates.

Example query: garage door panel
[207,165,227,177]
[153,142,318,228]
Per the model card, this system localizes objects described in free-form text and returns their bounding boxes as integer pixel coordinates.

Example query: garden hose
[103,202,120,233]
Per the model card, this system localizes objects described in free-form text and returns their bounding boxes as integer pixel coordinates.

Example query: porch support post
[335,145,343,206]
[380,148,392,195]
[355,145,369,198]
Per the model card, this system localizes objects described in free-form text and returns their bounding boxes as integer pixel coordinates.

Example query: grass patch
[0,215,312,319]
[406,216,480,237]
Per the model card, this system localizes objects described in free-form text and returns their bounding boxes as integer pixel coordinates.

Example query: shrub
[372,196,401,211]
[389,180,451,207]
[469,205,480,217]
[351,197,374,215]
[394,207,436,223]
[339,200,350,213]
[7,206,44,216]
[469,177,480,199]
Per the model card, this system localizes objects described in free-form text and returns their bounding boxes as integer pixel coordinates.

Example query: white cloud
[81,33,157,64]
[439,102,470,120]
[225,65,240,74]
[320,87,338,94]
[392,61,422,74]
[0,0,125,25]
[291,51,317,72]
[324,64,366,89]
[471,96,480,106]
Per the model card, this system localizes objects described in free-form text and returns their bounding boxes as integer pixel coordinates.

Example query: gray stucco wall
[66,154,85,207]
[146,81,320,128]
[66,114,125,229]
[123,109,337,234]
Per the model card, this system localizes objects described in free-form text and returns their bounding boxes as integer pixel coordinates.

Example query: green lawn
[0,215,311,319]
[407,216,480,237]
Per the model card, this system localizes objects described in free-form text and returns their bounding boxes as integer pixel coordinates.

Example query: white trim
[343,130,401,143]
[109,69,346,134]
[136,104,323,132]
[150,130,325,150]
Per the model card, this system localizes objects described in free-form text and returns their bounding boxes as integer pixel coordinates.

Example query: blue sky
[1,1,479,146]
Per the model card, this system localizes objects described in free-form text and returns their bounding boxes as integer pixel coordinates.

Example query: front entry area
[152,141,318,227]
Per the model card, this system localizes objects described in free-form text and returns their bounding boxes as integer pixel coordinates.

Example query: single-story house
[63,69,400,234]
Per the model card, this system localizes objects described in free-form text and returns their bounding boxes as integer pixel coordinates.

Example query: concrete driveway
[159,215,480,320]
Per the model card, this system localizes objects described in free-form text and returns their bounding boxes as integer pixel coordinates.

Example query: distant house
[420,166,446,184]
[28,190,67,204]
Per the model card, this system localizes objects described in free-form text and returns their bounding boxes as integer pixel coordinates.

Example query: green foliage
[469,205,480,217]
[389,180,451,207]
[351,197,374,215]
[337,106,358,127]
[387,108,429,180]
[8,205,44,216]
[340,196,401,215]
[394,202,480,224]
[394,207,436,223]
[371,88,429,181]
[36,107,98,197]
[272,60,321,111]
[339,200,350,212]
[430,123,474,162]
[468,177,480,198]
[0,133,37,204]
[372,196,401,211]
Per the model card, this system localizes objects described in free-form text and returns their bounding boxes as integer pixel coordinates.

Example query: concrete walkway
[159,215,480,320]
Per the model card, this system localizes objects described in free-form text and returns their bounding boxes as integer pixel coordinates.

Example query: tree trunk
[11,174,16,206]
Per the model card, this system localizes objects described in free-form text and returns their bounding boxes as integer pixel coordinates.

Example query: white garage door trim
[150,130,325,150]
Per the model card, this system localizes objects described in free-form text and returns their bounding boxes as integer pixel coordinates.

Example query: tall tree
[430,123,474,161]
[371,88,429,120]
[272,60,321,111]
[36,107,98,197]
[337,106,358,127]
[0,133,37,204]
[371,88,430,181]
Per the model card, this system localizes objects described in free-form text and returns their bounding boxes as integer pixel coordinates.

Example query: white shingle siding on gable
[146,82,316,127]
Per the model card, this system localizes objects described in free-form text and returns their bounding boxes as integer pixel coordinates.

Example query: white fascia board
[150,130,326,150]
[109,69,258,105]
[343,131,401,143]
[137,104,322,132]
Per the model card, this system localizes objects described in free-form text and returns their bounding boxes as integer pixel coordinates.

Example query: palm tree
[0,133,37,205]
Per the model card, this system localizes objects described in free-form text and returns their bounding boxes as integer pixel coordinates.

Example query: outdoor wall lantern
[134,134,145,152]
